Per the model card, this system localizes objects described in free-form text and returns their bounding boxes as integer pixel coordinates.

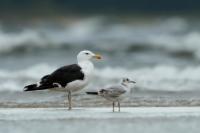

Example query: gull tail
[86,92,98,95]
[24,83,54,91]
[24,75,56,91]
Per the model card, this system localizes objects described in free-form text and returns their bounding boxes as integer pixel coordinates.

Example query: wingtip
[86,92,98,95]
[23,84,37,91]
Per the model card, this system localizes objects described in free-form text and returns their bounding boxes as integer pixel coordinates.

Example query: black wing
[24,64,84,91]
[42,64,84,87]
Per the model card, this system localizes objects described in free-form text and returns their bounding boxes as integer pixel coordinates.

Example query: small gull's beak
[130,80,136,84]
[93,54,102,60]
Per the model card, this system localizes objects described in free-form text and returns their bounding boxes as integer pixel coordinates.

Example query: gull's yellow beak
[93,54,102,60]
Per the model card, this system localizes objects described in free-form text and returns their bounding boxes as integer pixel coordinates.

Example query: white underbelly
[51,79,88,92]
[65,79,89,92]
[103,93,128,102]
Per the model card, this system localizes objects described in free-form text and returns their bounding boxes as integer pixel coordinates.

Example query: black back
[41,64,84,88]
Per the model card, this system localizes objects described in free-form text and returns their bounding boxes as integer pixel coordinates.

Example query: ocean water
[0,16,200,107]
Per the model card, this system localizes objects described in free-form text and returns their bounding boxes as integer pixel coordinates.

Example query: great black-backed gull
[24,50,102,110]
[86,78,136,112]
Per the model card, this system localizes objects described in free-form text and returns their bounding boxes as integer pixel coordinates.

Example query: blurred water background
[0,0,200,107]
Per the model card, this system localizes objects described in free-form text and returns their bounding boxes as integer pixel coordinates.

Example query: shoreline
[1,98,200,108]
[1,107,200,120]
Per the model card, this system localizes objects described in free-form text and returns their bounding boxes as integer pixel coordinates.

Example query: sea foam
[0,64,200,92]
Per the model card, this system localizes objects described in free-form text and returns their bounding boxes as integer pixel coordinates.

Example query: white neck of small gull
[121,82,131,93]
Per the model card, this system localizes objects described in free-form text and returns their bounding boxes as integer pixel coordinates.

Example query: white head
[121,78,136,88]
[77,50,102,62]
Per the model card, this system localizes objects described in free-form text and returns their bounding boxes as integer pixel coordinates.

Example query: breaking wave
[0,17,200,59]
[0,63,200,92]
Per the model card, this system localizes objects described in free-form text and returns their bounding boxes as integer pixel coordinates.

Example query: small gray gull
[24,50,102,110]
[86,78,136,112]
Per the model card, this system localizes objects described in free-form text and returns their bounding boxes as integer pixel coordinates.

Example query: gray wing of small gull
[99,85,126,97]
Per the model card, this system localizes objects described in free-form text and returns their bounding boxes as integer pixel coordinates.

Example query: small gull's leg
[112,102,115,112]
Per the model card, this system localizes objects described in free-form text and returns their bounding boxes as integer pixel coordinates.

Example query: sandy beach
[0,107,200,133]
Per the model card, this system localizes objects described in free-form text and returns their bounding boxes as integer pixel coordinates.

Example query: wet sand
[0,107,200,133]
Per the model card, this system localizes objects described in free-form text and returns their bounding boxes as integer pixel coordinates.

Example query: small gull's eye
[123,79,126,82]
[85,53,89,55]
[126,78,129,81]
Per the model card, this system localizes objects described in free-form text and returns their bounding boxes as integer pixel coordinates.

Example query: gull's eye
[126,78,129,81]
[85,53,89,55]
